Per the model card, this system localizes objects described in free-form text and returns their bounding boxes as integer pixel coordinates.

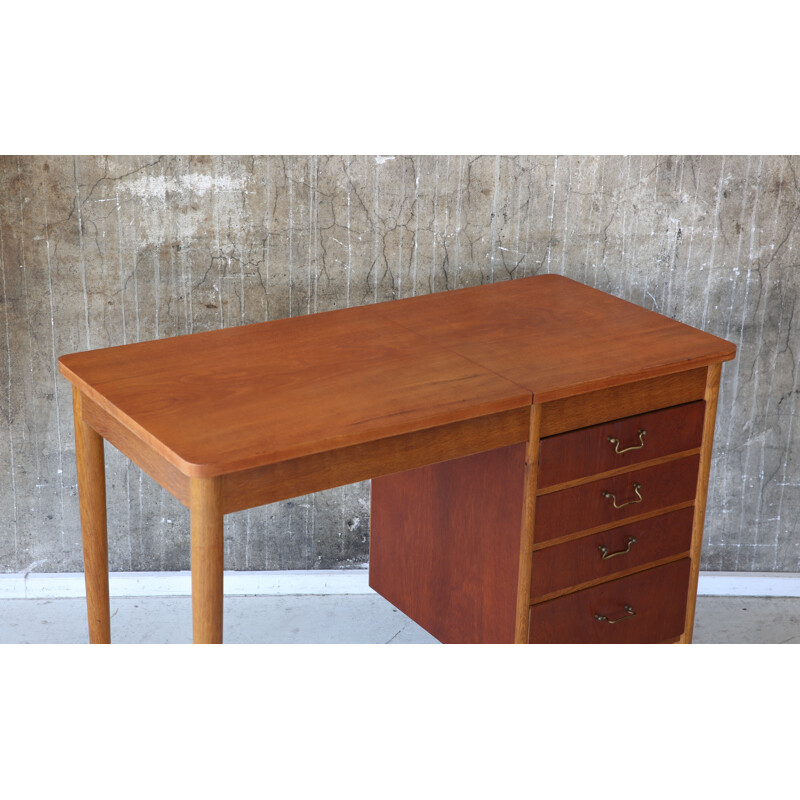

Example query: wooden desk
[58,275,736,644]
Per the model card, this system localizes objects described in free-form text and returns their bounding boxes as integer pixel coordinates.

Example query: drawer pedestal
[371,365,724,644]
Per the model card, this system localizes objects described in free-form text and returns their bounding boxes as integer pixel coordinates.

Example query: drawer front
[528,559,691,643]
[530,506,695,599]
[535,454,700,544]
[538,400,705,488]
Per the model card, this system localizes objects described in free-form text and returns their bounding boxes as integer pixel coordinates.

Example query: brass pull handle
[607,429,646,454]
[598,536,637,560]
[594,605,636,624]
[601,482,642,509]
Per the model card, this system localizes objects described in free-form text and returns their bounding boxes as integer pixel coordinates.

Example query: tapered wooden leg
[514,404,542,643]
[73,387,111,644]
[191,477,224,644]
[681,363,722,643]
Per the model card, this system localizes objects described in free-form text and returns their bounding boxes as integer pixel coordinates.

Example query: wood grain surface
[682,363,723,643]
[538,368,707,437]
[59,275,734,477]
[222,407,529,513]
[514,404,543,642]
[59,303,531,478]
[73,387,111,644]
[190,476,224,644]
[370,443,526,644]
[59,275,734,480]
[376,274,736,402]
[81,394,191,507]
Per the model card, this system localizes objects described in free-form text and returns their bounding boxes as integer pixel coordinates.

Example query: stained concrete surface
[692,595,800,644]
[0,594,438,644]
[2,156,800,579]
[0,593,797,644]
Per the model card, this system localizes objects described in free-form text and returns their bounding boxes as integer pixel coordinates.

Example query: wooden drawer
[530,506,694,600]
[538,400,705,488]
[528,559,691,643]
[535,454,700,544]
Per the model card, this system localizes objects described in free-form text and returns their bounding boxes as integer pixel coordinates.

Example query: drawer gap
[531,500,695,550]
[536,447,702,496]
[530,550,692,605]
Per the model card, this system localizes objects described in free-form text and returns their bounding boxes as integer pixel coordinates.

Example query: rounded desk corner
[170,454,222,481]
[722,342,738,361]
[57,355,78,380]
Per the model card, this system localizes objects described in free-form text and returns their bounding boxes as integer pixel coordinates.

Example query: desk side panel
[370,443,526,644]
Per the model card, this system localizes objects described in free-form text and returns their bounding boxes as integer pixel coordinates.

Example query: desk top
[59,275,735,478]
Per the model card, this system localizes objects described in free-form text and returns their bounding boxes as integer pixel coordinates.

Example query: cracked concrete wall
[1,155,798,575]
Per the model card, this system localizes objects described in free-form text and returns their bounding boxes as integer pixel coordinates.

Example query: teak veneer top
[59,303,531,477]
[59,274,735,478]
[376,275,736,402]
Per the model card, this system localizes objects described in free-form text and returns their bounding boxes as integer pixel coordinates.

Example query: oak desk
[58,275,736,644]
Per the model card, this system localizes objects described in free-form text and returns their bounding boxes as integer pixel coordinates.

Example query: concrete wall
[1,155,798,575]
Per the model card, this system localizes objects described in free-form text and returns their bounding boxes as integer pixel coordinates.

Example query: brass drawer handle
[601,482,642,509]
[607,429,646,454]
[594,604,636,624]
[598,536,637,559]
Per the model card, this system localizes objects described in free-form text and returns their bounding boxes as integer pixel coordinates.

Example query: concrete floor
[0,592,798,643]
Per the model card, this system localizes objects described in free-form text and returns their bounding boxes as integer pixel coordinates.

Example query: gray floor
[0,592,799,643]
